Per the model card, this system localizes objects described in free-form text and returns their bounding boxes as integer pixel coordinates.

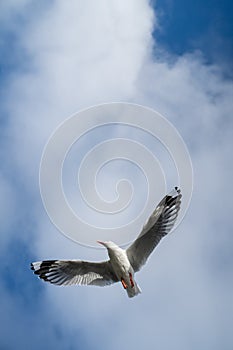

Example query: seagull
[31,187,181,298]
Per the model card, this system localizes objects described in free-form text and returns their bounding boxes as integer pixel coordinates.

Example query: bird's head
[97,240,118,250]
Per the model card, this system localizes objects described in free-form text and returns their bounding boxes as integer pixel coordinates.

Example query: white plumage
[31,187,181,298]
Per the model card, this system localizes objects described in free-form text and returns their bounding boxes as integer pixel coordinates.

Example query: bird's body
[99,241,141,297]
[31,187,182,298]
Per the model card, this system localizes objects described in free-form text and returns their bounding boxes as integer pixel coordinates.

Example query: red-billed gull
[31,187,181,298]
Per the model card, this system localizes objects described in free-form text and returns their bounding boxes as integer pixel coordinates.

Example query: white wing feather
[31,260,118,286]
[126,187,182,272]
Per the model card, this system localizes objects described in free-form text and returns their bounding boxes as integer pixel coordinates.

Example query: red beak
[97,240,105,246]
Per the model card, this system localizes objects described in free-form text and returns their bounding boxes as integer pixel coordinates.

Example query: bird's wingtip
[168,187,181,198]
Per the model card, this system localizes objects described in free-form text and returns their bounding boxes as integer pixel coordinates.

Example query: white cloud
[1,0,233,349]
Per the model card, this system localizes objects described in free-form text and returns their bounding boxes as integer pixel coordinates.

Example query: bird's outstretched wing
[31,260,118,287]
[126,187,182,272]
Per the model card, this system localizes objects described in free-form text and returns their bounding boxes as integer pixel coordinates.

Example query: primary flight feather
[31,187,181,298]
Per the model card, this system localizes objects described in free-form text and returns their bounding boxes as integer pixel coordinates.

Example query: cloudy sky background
[1,1,233,349]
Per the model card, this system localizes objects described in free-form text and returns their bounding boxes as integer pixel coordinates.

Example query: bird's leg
[121,278,128,289]
[129,272,134,288]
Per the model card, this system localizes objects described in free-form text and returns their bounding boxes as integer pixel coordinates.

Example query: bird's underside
[31,187,182,298]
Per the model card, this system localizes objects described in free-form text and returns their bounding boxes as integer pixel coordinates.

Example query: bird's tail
[126,282,142,298]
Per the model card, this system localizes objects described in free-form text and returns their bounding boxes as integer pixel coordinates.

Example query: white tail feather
[126,282,142,298]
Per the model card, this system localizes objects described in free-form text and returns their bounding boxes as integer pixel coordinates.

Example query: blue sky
[0,1,233,349]
[154,0,233,73]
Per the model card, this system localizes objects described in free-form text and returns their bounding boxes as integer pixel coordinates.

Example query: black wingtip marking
[175,186,181,194]
[31,260,57,282]
[40,260,56,269]
[165,195,173,205]
[165,188,181,206]
[40,274,49,281]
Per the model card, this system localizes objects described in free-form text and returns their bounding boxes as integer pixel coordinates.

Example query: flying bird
[31,187,181,298]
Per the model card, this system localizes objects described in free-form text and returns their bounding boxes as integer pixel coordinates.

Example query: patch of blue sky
[0,1,56,86]
[1,239,40,293]
[153,0,233,76]
[0,238,89,349]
